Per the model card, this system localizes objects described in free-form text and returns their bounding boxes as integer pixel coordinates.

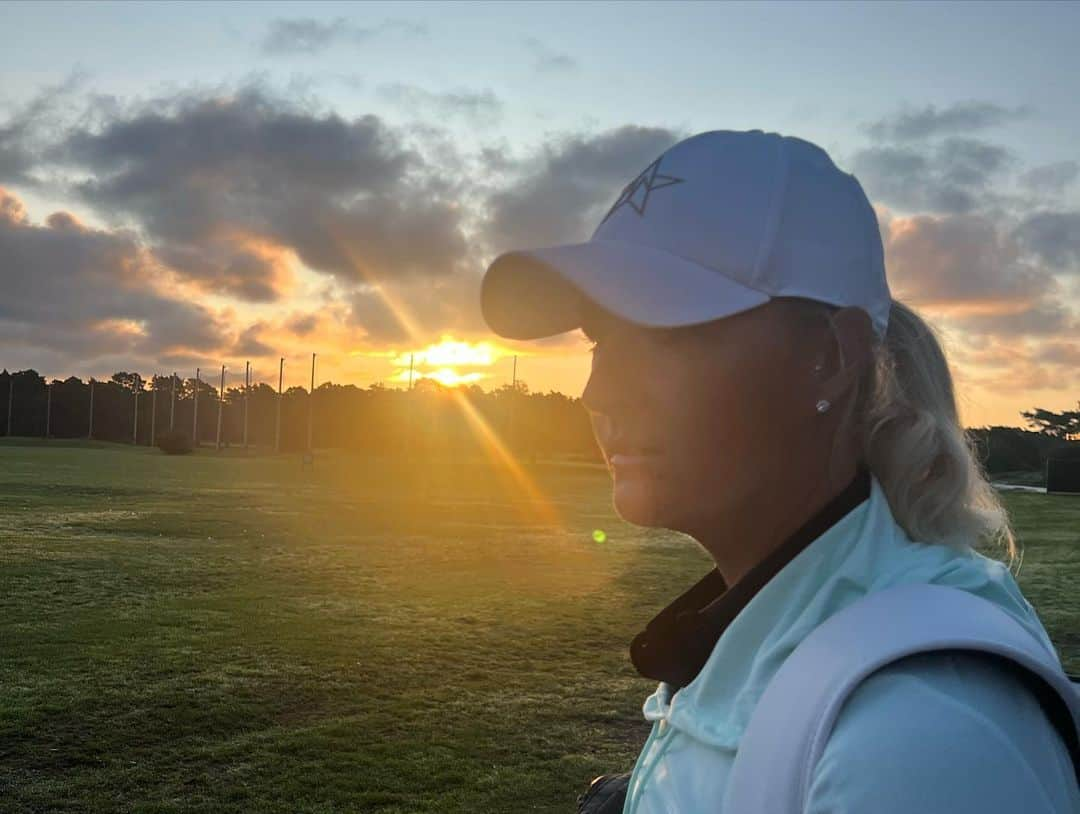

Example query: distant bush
[156,429,193,455]
[1050,443,1080,461]
[967,426,1075,475]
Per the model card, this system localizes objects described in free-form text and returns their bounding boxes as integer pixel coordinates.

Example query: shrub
[156,428,193,455]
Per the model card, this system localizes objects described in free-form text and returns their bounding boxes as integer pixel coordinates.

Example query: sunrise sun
[363,337,517,388]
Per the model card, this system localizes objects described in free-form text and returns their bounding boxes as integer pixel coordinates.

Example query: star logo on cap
[600,157,685,225]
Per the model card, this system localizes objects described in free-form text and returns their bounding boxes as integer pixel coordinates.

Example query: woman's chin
[612,479,666,527]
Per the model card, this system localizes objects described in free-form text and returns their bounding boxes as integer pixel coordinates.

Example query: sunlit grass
[0,442,1076,812]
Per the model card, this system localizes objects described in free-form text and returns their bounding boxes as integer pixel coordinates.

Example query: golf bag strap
[722,582,1080,814]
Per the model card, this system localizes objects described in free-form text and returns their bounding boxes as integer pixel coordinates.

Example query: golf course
[1,441,1077,812]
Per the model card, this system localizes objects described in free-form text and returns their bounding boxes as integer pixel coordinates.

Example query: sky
[1,0,1078,428]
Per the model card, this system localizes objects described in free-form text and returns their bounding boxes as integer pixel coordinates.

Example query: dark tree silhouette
[0,367,603,462]
[1021,403,1080,441]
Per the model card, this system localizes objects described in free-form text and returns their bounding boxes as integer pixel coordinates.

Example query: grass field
[1,442,1077,813]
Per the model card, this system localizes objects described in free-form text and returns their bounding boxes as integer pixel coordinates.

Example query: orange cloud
[876,209,1079,427]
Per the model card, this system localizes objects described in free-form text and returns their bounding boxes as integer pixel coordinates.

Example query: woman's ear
[812,306,874,407]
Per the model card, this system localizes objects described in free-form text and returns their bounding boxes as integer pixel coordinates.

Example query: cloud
[1035,341,1080,367]
[850,137,1015,214]
[936,137,1015,189]
[880,209,1080,404]
[280,194,468,283]
[56,87,471,296]
[951,302,1075,338]
[0,70,86,184]
[4,81,1076,409]
[287,313,318,336]
[0,81,504,374]
[0,186,231,364]
[261,17,348,54]
[376,84,502,127]
[260,17,427,55]
[346,273,486,345]
[1011,210,1080,272]
[1017,160,1080,197]
[234,323,276,356]
[850,100,1079,410]
[883,211,1055,308]
[480,124,684,253]
[862,100,1029,142]
[155,240,293,303]
[522,36,578,73]
[0,119,35,185]
[949,335,1080,395]
[879,209,1080,348]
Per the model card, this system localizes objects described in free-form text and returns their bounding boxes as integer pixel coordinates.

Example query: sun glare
[394,338,505,369]
[393,367,487,387]
[354,336,517,388]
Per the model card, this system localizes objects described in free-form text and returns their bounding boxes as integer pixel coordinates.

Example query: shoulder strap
[722,582,1080,814]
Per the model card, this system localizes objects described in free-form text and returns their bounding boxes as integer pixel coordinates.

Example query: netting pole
[45,382,51,439]
[150,380,157,446]
[216,365,225,450]
[274,357,283,453]
[307,353,315,453]
[5,372,12,436]
[88,379,95,439]
[169,372,176,430]
[132,383,139,444]
[406,353,415,460]
[193,367,200,448]
[508,355,518,453]
[243,361,250,450]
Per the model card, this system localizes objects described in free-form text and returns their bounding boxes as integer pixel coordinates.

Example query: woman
[480,130,1079,812]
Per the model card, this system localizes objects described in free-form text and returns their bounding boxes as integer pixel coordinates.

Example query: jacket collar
[635,470,1056,751]
[630,465,872,690]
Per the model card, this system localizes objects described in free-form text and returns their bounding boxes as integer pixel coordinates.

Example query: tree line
[0,369,602,462]
[2,369,1078,473]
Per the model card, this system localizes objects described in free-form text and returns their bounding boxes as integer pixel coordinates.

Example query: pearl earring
[816,399,831,414]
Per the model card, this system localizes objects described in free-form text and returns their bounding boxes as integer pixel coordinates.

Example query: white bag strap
[722,582,1080,814]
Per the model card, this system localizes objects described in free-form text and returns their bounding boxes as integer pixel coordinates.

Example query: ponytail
[858,299,1019,568]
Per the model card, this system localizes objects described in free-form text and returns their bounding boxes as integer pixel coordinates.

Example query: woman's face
[580,298,820,537]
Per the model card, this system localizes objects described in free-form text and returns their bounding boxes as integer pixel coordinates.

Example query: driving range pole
[307,353,315,453]
[216,365,225,450]
[405,353,415,460]
[150,380,157,446]
[243,361,250,450]
[508,355,518,452]
[132,383,139,444]
[45,382,51,439]
[5,373,12,436]
[274,357,283,453]
[193,367,200,448]
[88,379,94,439]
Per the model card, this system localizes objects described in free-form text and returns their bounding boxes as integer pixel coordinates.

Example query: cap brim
[481,239,772,340]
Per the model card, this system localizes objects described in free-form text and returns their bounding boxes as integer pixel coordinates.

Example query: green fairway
[1,443,1077,813]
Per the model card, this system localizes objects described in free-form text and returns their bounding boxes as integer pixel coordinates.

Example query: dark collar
[630,465,872,690]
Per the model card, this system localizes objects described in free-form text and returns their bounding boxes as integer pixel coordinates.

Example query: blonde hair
[794,298,1020,570]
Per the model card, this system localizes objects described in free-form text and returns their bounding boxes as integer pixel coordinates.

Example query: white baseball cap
[480,129,891,342]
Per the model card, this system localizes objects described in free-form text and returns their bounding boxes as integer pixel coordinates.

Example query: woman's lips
[609,453,658,469]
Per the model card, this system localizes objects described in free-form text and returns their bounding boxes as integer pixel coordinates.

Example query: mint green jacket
[622,475,1079,813]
